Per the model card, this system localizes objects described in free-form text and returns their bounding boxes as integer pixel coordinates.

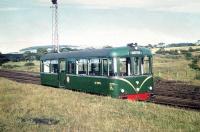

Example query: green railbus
[40,44,153,100]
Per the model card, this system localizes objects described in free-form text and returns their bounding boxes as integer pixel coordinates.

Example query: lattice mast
[51,0,59,53]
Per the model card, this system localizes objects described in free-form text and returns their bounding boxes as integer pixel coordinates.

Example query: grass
[0,77,200,131]
[0,61,40,72]
[153,54,200,86]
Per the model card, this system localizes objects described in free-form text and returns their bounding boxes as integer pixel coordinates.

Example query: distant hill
[19,45,79,53]
[166,43,196,47]
[0,54,23,62]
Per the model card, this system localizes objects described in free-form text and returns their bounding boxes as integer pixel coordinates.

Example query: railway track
[0,69,200,110]
[152,79,200,109]
[0,70,40,85]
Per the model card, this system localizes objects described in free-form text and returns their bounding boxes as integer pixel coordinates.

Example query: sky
[0,0,200,53]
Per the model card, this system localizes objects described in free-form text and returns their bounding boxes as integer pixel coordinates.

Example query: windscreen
[119,56,151,76]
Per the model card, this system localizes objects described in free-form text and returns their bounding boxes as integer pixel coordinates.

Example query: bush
[188,47,194,52]
[24,62,35,66]
[164,55,181,59]
[187,47,200,52]
[195,74,200,80]
[155,48,165,54]
[155,48,180,55]
[2,64,20,69]
[185,52,192,60]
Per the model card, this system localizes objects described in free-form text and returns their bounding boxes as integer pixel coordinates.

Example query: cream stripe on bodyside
[139,76,153,89]
[113,78,136,92]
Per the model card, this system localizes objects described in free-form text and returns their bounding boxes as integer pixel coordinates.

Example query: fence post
[176,72,179,82]
[158,70,161,77]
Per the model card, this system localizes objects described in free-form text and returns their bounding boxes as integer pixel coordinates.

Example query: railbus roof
[41,46,152,60]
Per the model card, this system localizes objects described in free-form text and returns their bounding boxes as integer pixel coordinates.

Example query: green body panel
[40,73,59,87]
[109,75,153,98]
[40,73,153,98]
[65,75,110,95]
[59,71,66,87]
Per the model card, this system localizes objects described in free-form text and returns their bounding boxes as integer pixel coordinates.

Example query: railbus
[40,44,153,101]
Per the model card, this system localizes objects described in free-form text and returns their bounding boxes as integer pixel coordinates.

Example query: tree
[158,42,165,48]
[147,44,153,48]
[188,55,200,79]
[185,52,192,60]
[36,48,47,60]
[155,47,165,54]
[103,45,113,48]
[188,47,194,52]
[60,47,79,52]
[23,51,35,62]
[60,47,72,52]
[0,53,9,66]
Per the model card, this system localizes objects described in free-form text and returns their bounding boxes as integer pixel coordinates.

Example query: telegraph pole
[51,0,59,53]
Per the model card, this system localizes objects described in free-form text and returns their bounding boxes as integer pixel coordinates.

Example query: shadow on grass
[20,117,59,125]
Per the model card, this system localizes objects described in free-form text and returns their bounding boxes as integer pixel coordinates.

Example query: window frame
[50,60,59,74]
[67,59,76,74]
[43,60,51,73]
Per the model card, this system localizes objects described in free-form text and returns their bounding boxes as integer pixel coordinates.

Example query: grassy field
[151,45,200,54]
[164,45,200,51]
[0,77,200,131]
[153,54,200,86]
[0,61,40,73]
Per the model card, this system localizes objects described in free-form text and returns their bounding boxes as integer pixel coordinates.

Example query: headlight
[121,89,125,93]
[136,88,140,92]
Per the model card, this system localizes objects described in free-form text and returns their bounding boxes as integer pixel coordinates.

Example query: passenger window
[109,59,114,76]
[119,58,129,76]
[89,59,100,76]
[50,60,58,73]
[102,59,108,76]
[78,59,87,75]
[43,60,50,73]
[119,58,126,76]
[67,61,76,74]
[102,59,114,76]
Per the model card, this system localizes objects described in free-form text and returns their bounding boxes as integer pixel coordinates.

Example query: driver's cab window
[141,56,150,74]
[133,57,140,75]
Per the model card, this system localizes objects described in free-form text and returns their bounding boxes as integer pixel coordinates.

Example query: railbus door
[59,59,66,87]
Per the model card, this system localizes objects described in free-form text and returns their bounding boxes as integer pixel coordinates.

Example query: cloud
[38,0,200,13]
